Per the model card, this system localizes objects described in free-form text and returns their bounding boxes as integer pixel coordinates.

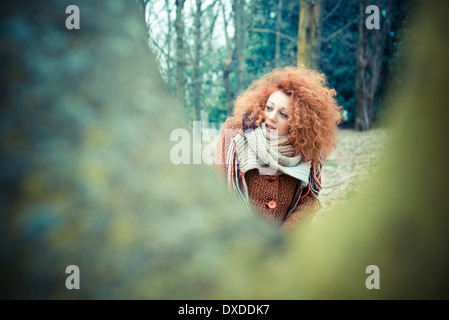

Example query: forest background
[2,0,448,299]
[140,0,415,133]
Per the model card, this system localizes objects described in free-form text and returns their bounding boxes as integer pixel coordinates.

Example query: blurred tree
[164,0,175,89]
[297,0,326,69]
[176,0,186,109]
[192,0,219,122]
[0,0,274,299]
[274,0,283,68]
[143,0,176,89]
[218,0,259,117]
[218,0,236,115]
[233,0,247,95]
[136,0,147,20]
[320,0,359,126]
[193,0,204,122]
[355,0,392,131]
[374,0,417,125]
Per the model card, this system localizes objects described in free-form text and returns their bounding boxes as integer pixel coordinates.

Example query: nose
[267,111,277,122]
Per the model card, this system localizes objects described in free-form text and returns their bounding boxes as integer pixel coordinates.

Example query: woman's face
[264,90,291,136]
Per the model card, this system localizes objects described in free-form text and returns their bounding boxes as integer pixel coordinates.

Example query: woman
[213,65,342,232]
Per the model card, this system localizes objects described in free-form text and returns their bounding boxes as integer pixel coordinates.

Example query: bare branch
[323,0,341,22]
[201,2,220,43]
[202,0,218,15]
[321,16,358,43]
[249,28,297,43]
[148,34,168,58]
[219,0,232,54]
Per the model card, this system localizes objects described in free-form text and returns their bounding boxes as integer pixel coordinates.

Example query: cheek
[280,120,290,133]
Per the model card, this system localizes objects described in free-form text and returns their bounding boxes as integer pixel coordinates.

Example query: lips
[266,123,276,131]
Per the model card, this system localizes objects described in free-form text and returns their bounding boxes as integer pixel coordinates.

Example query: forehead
[267,91,290,109]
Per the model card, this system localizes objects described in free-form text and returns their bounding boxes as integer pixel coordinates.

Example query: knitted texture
[233,122,311,185]
[213,117,319,232]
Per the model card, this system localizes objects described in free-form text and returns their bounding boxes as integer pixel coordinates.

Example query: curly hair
[233,65,342,163]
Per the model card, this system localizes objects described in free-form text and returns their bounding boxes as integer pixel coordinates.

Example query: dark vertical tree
[175,0,186,109]
[189,0,219,123]
[319,0,359,126]
[193,0,203,121]
[221,0,257,116]
[164,0,175,89]
[219,0,235,115]
[274,0,284,68]
[233,0,246,95]
[355,0,393,131]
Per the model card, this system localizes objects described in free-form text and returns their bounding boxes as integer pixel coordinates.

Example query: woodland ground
[314,128,390,222]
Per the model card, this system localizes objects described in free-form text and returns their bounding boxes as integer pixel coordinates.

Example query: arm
[279,193,319,233]
[279,160,323,233]
[212,117,242,180]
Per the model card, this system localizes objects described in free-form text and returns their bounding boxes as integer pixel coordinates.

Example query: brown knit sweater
[213,117,319,232]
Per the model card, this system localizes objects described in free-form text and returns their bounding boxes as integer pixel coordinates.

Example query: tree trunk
[193,0,203,122]
[355,0,392,131]
[175,0,186,108]
[275,0,284,68]
[224,56,235,115]
[165,0,174,89]
[219,0,235,116]
[136,0,146,19]
[136,0,149,34]
[233,0,246,95]
[297,0,325,69]
[355,0,369,131]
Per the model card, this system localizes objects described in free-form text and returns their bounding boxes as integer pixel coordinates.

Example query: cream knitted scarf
[231,122,311,185]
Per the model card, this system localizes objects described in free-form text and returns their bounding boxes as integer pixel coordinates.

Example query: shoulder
[221,116,242,131]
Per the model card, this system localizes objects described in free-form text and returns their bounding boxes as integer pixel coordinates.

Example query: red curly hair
[233,65,342,163]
